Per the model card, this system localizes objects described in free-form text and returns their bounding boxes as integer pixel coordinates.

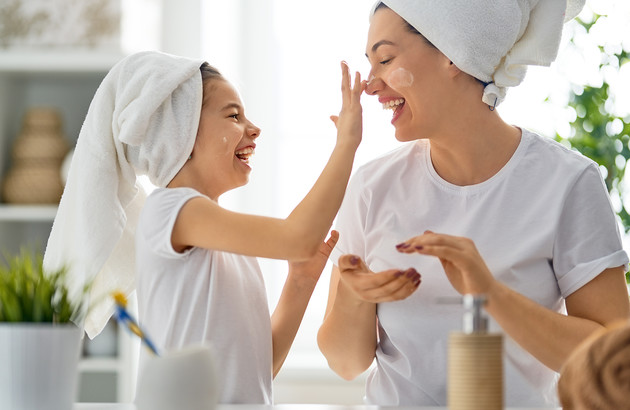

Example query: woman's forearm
[485,267,630,371]
[317,282,378,380]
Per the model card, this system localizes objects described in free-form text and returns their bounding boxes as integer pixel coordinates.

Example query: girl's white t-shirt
[330,129,628,407]
[136,187,272,404]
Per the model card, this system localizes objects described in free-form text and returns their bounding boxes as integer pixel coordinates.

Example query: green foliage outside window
[553,14,630,283]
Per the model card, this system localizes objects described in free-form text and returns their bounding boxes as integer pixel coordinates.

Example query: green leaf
[0,248,90,323]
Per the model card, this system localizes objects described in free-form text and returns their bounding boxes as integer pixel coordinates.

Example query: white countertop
[75,404,558,410]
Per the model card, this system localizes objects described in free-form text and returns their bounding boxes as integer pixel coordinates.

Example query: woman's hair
[374,2,436,49]
[374,2,489,87]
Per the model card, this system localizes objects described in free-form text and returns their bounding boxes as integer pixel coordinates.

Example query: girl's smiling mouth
[235,146,255,165]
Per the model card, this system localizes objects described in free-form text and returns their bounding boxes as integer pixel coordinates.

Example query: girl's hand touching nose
[330,61,364,151]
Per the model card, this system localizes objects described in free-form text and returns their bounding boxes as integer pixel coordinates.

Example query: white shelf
[79,357,122,373]
[0,49,133,403]
[0,50,125,74]
[0,205,57,221]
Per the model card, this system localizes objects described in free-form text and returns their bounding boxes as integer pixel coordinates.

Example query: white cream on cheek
[387,67,414,91]
[221,136,233,156]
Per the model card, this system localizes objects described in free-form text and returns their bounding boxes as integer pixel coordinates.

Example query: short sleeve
[137,188,204,259]
[553,163,629,297]
[330,170,369,266]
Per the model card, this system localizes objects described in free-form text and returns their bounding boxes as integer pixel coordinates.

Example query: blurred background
[0,0,628,404]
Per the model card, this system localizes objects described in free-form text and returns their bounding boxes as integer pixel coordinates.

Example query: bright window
[199,0,630,369]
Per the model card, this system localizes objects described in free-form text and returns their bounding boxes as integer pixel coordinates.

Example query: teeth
[382,99,404,110]
[235,147,255,162]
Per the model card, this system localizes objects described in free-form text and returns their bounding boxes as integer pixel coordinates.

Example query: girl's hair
[200,62,223,84]
[374,2,436,49]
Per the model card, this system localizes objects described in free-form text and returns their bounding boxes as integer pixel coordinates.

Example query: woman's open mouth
[382,98,405,124]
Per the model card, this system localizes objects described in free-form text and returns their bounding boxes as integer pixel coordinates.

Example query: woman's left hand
[395,231,496,296]
[288,230,339,287]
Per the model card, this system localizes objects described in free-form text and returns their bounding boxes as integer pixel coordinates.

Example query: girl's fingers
[353,71,363,97]
[340,61,350,106]
[321,231,339,253]
[328,229,339,243]
[339,62,363,107]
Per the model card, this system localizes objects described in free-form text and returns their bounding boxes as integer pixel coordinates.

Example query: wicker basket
[2,108,69,204]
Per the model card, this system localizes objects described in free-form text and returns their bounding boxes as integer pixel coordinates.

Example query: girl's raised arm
[172,62,364,260]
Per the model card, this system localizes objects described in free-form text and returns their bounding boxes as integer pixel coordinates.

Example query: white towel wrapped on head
[372,0,585,107]
[44,51,206,338]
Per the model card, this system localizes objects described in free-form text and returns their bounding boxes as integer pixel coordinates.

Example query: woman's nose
[365,74,383,96]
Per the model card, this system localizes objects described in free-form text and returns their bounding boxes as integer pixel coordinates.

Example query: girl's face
[191,79,260,199]
[365,7,451,141]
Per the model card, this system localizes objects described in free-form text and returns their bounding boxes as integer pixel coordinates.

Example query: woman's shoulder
[354,141,424,177]
[521,129,597,172]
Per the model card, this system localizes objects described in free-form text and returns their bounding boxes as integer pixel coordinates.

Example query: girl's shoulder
[146,186,202,200]
[141,187,206,223]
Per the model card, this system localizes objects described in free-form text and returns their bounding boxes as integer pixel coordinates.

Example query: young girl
[43,51,363,403]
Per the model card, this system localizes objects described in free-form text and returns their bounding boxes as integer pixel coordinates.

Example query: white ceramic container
[0,323,83,410]
[135,344,218,410]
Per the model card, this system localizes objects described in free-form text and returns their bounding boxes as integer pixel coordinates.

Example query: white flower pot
[0,323,83,410]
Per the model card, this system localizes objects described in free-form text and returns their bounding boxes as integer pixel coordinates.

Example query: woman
[317,1,630,407]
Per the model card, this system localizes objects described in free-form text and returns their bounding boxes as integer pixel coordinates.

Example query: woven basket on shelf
[2,107,69,204]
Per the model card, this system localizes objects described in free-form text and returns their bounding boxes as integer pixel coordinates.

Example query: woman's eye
[229,113,239,120]
[379,58,392,65]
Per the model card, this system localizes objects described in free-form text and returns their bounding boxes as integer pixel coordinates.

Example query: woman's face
[365,7,450,141]
[191,79,260,199]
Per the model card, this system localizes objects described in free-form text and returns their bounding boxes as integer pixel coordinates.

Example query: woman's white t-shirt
[136,187,273,404]
[330,129,628,407]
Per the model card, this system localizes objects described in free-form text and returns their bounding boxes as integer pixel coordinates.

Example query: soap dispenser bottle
[448,294,503,410]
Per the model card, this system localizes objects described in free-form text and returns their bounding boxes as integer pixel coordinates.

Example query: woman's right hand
[337,254,421,303]
[330,61,364,151]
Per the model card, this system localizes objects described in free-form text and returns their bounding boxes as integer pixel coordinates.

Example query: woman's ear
[447,60,463,78]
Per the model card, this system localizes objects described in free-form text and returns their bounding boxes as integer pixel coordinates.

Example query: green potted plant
[0,249,89,410]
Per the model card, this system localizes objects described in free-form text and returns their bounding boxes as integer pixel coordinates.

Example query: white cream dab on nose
[387,67,414,90]
[222,137,228,144]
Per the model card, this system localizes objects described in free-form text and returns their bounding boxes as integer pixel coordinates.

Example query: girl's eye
[229,113,239,120]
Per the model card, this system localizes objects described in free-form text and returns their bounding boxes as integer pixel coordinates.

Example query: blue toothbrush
[112,291,160,356]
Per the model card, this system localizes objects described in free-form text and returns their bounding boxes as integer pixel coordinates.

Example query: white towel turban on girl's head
[372,0,585,107]
[44,51,206,338]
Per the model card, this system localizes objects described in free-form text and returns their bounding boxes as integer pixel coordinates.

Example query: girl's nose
[248,122,261,139]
